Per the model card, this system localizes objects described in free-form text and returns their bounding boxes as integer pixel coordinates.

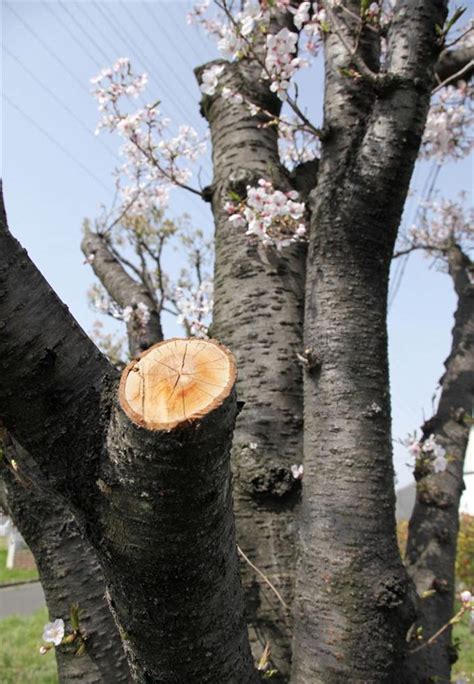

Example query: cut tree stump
[119,337,237,430]
[103,338,257,682]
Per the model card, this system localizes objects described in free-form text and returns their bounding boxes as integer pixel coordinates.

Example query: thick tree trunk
[196,60,305,677]
[1,194,255,682]
[291,2,447,681]
[403,246,473,683]
[90,338,255,682]
[0,439,130,683]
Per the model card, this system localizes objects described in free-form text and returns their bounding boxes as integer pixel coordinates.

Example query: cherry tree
[1,2,473,683]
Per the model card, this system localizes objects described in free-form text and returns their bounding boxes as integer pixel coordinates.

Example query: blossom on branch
[42,619,65,646]
[225,179,306,249]
[91,58,206,217]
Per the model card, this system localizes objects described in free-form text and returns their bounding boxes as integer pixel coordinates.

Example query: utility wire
[3,44,118,161]
[111,2,203,128]
[3,93,113,195]
[39,0,103,71]
[90,0,179,127]
[141,1,205,75]
[74,1,128,63]
[167,3,208,64]
[119,0,206,127]
[59,0,112,66]
[5,2,91,96]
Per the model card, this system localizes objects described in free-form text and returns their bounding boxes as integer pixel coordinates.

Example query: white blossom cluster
[91,58,206,216]
[175,280,213,338]
[265,28,306,100]
[189,1,330,102]
[408,194,474,257]
[421,82,473,161]
[225,179,306,249]
[278,115,320,168]
[122,302,151,333]
[405,433,448,474]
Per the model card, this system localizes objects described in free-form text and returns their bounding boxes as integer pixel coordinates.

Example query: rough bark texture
[81,226,163,356]
[196,59,305,678]
[0,439,130,684]
[0,189,115,508]
[91,378,256,683]
[403,246,473,684]
[1,191,255,682]
[435,44,474,85]
[291,2,448,682]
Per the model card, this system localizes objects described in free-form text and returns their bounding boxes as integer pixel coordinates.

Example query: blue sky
[2,0,473,488]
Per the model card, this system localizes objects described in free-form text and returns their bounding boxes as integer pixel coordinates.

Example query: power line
[119,0,206,123]
[111,2,203,128]
[39,0,103,71]
[141,1,204,75]
[5,2,91,96]
[3,44,118,161]
[90,0,177,124]
[74,1,127,63]
[59,0,112,66]
[167,3,208,65]
[3,93,113,195]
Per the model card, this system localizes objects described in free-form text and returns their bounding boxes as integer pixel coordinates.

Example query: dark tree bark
[403,246,473,683]
[0,438,130,684]
[196,58,305,677]
[291,2,448,682]
[81,226,163,356]
[0,194,255,683]
[435,44,474,86]
[0,192,115,507]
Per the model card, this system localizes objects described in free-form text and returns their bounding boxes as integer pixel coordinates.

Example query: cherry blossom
[460,590,473,606]
[421,81,473,161]
[225,178,306,249]
[122,302,151,332]
[200,64,225,96]
[291,464,304,480]
[406,194,473,259]
[91,58,206,217]
[175,280,213,338]
[404,432,448,474]
[42,619,65,646]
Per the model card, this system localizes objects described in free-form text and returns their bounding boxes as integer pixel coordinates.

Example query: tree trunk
[403,246,473,683]
[0,438,130,683]
[0,194,255,682]
[291,2,447,681]
[196,59,305,678]
[89,338,255,682]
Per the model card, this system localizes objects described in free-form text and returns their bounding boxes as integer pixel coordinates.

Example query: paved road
[0,582,45,618]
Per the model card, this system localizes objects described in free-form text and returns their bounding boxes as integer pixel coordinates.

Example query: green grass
[0,549,39,585]
[452,612,474,683]
[0,607,58,683]
[0,599,471,683]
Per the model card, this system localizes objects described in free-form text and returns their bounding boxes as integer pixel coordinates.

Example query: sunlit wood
[119,338,237,430]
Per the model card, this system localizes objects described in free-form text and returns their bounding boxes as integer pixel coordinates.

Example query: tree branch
[0,184,115,498]
[81,225,163,355]
[435,44,474,86]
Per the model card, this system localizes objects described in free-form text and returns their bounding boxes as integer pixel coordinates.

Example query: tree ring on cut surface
[119,338,237,430]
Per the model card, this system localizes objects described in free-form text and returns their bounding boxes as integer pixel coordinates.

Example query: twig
[432,58,474,93]
[409,605,467,654]
[325,4,379,85]
[237,544,290,611]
